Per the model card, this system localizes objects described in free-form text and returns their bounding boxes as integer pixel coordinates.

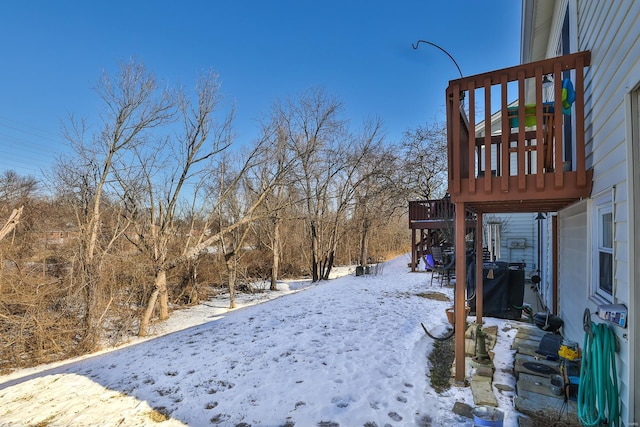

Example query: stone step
[471,374,498,407]
[516,372,560,398]
[515,389,579,424]
[513,342,541,357]
[514,325,547,340]
[514,354,561,378]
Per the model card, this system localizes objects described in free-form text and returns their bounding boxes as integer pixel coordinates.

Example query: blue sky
[0,1,521,179]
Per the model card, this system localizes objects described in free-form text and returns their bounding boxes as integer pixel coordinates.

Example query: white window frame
[591,191,613,302]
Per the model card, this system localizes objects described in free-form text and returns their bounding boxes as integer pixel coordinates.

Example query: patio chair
[430,247,455,287]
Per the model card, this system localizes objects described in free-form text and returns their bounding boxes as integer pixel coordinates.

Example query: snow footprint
[388,411,403,422]
[331,395,355,408]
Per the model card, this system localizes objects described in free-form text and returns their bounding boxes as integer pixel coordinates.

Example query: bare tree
[250,111,303,290]
[319,118,391,276]
[117,70,234,336]
[267,88,403,281]
[212,115,302,306]
[210,152,250,309]
[167,146,284,276]
[119,69,296,330]
[399,119,448,200]
[0,170,37,207]
[219,212,252,309]
[347,123,402,267]
[274,87,348,281]
[54,59,176,348]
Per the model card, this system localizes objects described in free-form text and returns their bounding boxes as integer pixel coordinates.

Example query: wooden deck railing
[408,199,454,226]
[446,51,592,213]
[408,198,476,272]
[408,199,475,228]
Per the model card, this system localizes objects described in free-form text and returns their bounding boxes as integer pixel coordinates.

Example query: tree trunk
[139,288,159,337]
[359,219,370,266]
[80,259,100,351]
[270,217,280,291]
[0,207,23,242]
[138,268,168,336]
[320,223,340,280]
[321,251,335,280]
[156,269,169,320]
[225,252,237,309]
[310,220,320,282]
[189,263,198,303]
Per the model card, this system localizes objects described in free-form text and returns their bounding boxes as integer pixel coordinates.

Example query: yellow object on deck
[558,344,580,361]
[507,103,555,128]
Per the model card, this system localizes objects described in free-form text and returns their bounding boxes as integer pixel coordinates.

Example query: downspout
[626,90,639,426]
[611,185,618,302]
[476,211,484,325]
[552,215,558,314]
[626,92,638,426]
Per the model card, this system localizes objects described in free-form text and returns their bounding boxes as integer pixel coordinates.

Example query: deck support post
[454,202,467,383]
[411,228,417,272]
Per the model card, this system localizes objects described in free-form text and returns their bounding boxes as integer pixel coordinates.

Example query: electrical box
[508,238,526,249]
[597,304,627,328]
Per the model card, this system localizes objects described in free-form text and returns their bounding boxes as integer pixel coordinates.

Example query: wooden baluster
[484,77,492,194]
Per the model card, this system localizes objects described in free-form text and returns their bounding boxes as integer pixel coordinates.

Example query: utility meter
[597,304,627,328]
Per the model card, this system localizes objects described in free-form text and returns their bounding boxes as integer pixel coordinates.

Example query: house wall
[490,213,537,278]
[543,1,640,424]
[557,200,588,341]
[628,87,640,427]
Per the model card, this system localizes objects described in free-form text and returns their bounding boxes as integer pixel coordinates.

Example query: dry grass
[147,408,169,422]
[416,291,450,302]
[34,415,57,427]
[428,336,455,393]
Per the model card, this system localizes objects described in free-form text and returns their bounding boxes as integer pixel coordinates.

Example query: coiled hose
[577,308,620,426]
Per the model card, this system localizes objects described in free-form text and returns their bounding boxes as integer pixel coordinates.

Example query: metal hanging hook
[412,39,464,79]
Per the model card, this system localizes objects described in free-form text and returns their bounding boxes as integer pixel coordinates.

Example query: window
[592,194,613,300]
[597,209,613,295]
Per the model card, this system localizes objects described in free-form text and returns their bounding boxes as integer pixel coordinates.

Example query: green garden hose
[577,308,620,426]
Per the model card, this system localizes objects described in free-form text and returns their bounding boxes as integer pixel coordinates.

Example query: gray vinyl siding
[551,1,640,424]
[492,213,537,277]
[557,201,588,343]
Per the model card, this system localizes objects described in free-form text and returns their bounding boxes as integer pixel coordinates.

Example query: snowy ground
[0,254,520,426]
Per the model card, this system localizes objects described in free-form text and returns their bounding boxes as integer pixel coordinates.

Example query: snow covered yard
[0,255,519,426]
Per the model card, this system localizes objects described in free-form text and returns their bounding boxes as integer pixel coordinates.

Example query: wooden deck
[408,199,475,272]
[447,52,593,383]
[446,51,592,214]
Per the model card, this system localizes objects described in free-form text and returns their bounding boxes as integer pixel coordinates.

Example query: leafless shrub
[0,264,82,372]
